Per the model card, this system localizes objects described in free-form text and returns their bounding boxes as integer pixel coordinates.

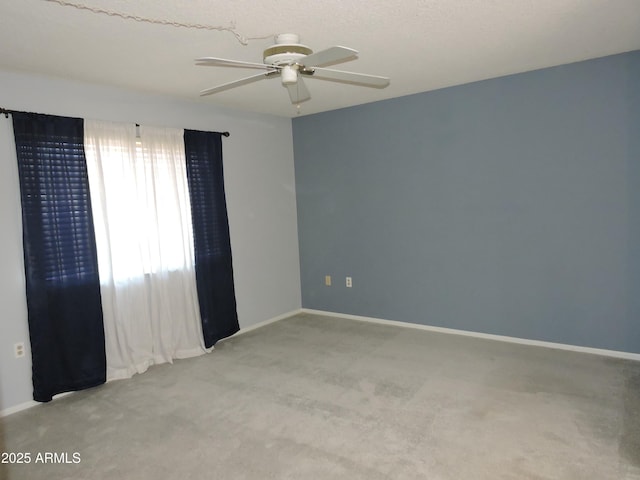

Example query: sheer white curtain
[84,120,207,380]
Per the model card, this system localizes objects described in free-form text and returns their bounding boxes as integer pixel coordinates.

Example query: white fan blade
[286,77,311,104]
[200,72,272,96]
[301,46,358,68]
[309,67,390,88]
[196,56,273,70]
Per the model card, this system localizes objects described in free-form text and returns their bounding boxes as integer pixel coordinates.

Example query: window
[84,122,195,284]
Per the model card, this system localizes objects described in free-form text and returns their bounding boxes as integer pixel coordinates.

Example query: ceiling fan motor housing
[263,33,313,66]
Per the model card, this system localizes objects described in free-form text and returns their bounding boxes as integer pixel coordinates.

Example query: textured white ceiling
[1,0,639,117]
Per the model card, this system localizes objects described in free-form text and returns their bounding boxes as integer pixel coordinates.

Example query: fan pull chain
[43,0,273,46]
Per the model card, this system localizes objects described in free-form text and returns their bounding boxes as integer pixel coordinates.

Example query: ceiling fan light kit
[281,65,298,85]
[196,33,390,107]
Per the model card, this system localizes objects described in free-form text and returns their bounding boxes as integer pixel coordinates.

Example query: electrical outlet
[346,276,352,288]
[14,342,25,358]
[325,275,332,286]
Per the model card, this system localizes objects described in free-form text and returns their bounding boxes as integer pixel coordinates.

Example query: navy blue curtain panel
[12,112,106,402]
[184,130,239,347]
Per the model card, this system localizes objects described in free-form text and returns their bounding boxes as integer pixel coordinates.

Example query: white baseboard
[0,391,74,418]
[232,308,303,337]
[301,308,640,362]
[4,307,633,417]
[0,400,38,418]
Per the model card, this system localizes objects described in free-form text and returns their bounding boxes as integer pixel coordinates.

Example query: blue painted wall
[293,51,640,353]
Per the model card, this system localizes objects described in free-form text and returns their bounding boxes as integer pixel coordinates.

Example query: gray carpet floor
[1,312,639,479]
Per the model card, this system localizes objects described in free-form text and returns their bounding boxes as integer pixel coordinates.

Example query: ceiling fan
[196,33,390,105]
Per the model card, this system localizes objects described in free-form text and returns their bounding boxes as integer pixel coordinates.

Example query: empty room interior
[1,1,639,479]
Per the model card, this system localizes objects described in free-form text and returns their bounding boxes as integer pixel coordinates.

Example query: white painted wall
[0,118,32,413]
[0,70,301,412]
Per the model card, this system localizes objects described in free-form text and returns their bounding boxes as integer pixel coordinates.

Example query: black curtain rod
[1,108,230,137]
